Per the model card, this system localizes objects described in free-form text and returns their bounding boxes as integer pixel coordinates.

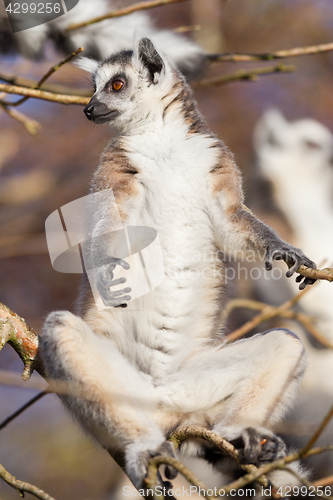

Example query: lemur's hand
[96,259,131,307]
[265,243,317,290]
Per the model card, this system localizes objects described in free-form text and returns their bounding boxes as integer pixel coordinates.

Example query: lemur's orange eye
[112,79,124,91]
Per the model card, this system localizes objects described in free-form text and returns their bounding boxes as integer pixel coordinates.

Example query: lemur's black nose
[84,103,95,119]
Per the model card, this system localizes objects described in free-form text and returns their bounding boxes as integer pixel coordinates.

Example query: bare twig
[0,102,41,134]
[192,64,295,88]
[312,475,333,488]
[0,70,92,96]
[0,390,49,431]
[0,83,90,105]
[208,42,333,63]
[218,446,333,496]
[224,298,333,348]
[146,455,214,500]
[297,265,333,283]
[173,24,201,33]
[0,369,47,391]
[171,426,269,487]
[300,403,333,457]
[5,47,84,108]
[0,303,44,380]
[0,462,57,500]
[67,0,191,31]
[171,425,238,459]
[224,284,314,343]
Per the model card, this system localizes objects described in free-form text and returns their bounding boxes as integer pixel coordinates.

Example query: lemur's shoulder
[91,139,139,216]
[207,141,244,206]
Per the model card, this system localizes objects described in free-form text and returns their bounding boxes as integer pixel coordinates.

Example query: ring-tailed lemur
[41,39,316,493]
[0,0,206,80]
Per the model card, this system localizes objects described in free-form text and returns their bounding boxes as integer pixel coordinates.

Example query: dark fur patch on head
[102,50,134,67]
[138,38,164,82]
[170,76,210,135]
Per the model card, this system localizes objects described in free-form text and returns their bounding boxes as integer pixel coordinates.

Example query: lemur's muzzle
[84,98,120,124]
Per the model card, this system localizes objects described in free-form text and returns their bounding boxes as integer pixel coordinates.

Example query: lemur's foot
[231,427,287,465]
[126,439,177,490]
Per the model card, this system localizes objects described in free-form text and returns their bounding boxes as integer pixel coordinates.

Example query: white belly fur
[84,130,224,379]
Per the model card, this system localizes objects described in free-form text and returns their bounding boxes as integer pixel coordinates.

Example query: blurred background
[1,0,333,498]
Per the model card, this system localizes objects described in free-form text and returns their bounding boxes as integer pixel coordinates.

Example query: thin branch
[0,462,57,500]
[0,83,90,105]
[0,302,44,380]
[5,47,84,108]
[300,403,333,457]
[192,64,295,88]
[171,425,239,459]
[66,0,191,31]
[173,24,201,33]
[312,476,333,488]
[275,467,331,500]
[0,369,47,391]
[0,70,92,96]
[146,455,214,500]
[224,298,333,348]
[208,42,333,63]
[297,265,333,283]
[160,426,333,498]
[218,446,333,496]
[224,283,314,343]
[0,390,49,431]
[170,426,269,487]
[0,102,41,134]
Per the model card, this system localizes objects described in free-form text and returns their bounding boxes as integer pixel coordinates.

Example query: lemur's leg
[40,311,175,489]
[163,329,306,466]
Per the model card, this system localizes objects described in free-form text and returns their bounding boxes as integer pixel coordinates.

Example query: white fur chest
[89,127,225,378]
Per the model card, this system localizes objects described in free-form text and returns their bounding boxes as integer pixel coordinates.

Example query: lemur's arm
[209,150,316,289]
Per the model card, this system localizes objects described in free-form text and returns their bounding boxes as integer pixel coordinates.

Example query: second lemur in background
[0,0,206,80]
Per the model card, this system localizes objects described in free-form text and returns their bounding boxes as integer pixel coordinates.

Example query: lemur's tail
[0,0,206,80]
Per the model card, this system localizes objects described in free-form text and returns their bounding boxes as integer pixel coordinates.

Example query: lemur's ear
[138,38,164,82]
[75,57,99,75]
[253,109,289,151]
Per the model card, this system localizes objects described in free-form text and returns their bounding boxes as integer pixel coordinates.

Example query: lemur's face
[78,38,170,129]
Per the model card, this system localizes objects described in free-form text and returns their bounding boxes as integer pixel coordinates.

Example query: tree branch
[224,283,315,343]
[146,455,214,500]
[170,426,269,487]
[4,47,84,108]
[0,302,44,380]
[66,0,191,31]
[0,462,57,500]
[0,101,41,134]
[297,265,333,283]
[208,42,333,63]
[192,64,295,88]
[0,70,92,96]
[312,475,333,488]
[300,403,333,457]
[0,390,49,431]
[223,298,333,348]
[0,83,90,105]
